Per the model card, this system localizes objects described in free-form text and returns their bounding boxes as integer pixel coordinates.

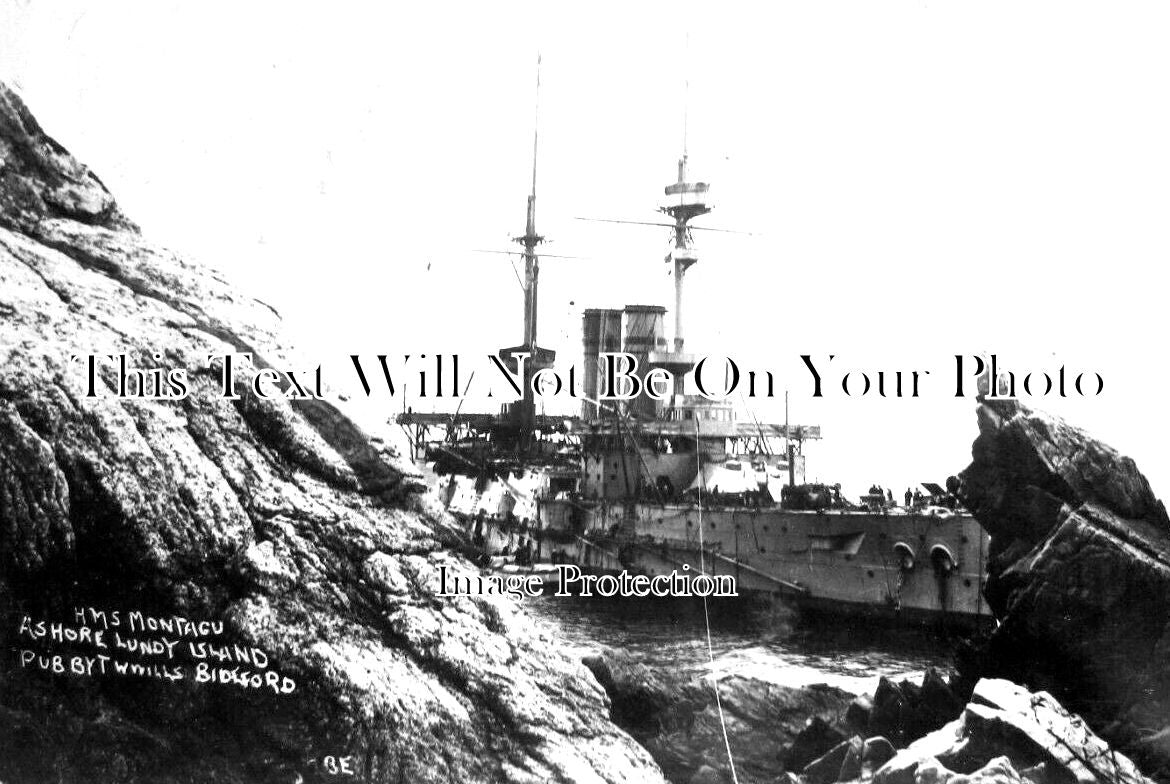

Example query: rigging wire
[694,417,741,784]
[508,256,526,291]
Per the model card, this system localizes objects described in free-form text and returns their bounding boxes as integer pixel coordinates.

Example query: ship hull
[447,474,992,629]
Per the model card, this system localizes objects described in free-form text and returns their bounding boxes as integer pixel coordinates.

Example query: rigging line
[446,371,478,444]
[738,389,773,457]
[508,256,526,290]
[694,417,741,784]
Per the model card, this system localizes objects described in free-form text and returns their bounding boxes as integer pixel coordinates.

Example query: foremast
[498,54,555,450]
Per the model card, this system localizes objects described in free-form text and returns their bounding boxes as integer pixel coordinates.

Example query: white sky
[3,1,1168,499]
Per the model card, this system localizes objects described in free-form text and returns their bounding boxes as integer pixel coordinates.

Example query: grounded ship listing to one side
[397,68,992,629]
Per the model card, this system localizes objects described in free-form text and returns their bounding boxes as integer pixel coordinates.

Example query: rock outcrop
[0,82,664,783]
[787,679,1150,784]
[956,399,1170,779]
[583,649,855,784]
[872,679,1151,784]
[646,675,854,784]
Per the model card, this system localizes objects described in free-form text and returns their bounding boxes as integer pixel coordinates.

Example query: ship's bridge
[659,394,734,423]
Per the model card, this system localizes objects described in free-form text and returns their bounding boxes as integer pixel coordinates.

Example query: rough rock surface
[788,716,849,772]
[957,399,1170,779]
[872,679,1151,784]
[646,676,853,784]
[583,649,854,783]
[787,679,1151,784]
[0,82,664,783]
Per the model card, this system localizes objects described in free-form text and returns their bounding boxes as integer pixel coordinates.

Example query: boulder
[838,736,868,782]
[0,81,664,784]
[581,648,707,742]
[805,737,865,784]
[873,679,1152,784]
[789,716,851,772]
[862,738,898,777]
[913,756,1022,784]
[803,735,896,784]
[957,399,1170,778]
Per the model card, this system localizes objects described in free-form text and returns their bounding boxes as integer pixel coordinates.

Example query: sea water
[527,594,955,696]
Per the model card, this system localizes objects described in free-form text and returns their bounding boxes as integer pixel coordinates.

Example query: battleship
[398,64,992,630]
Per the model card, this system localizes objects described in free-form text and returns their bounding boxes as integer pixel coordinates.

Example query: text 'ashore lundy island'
[69,351,1105,402]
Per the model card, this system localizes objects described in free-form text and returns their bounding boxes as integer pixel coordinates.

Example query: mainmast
[653,89,711,401]
[661,154,711,354]
[663,33,710,355]
[575,52,721,411]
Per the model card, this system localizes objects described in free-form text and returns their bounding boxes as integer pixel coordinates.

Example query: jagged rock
[0,86,136,234]
[870,675,950,747]
[957,399,1170,778]
[789,716,850,772]
[847,695,874,736]
[870,677,912,746]
[0,81,665,783]
[873,669,965,747]
[915,669,966,740]
[804,736,864,784]
[873,679,1151,784]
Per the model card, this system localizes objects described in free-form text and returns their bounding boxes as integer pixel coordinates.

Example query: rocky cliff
[0,82,664,784]
[957,398,1170,780]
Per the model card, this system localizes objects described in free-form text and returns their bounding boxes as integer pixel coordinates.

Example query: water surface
[528,594,957,695]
